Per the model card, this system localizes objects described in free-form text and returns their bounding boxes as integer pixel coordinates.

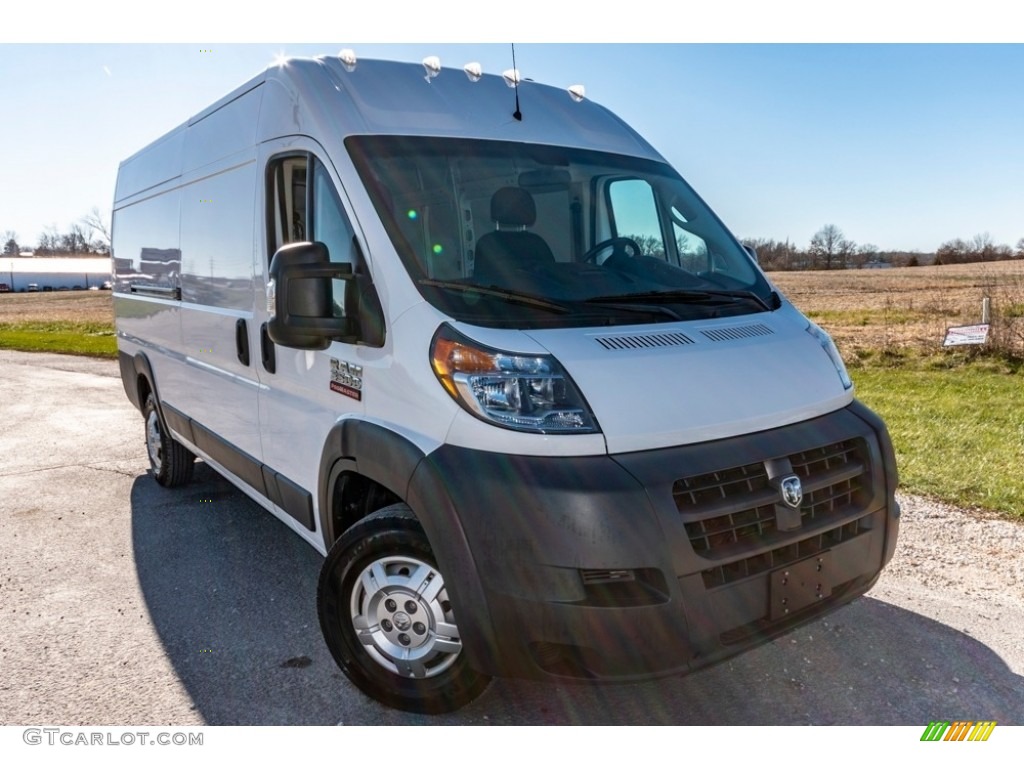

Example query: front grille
[676,439,870,568]
[699,514,871,589]
[791,441,865,521]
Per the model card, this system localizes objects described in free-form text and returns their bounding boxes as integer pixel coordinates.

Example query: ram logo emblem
[780,475,803,509]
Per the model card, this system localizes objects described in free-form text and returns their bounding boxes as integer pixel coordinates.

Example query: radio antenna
[511,43,522,121]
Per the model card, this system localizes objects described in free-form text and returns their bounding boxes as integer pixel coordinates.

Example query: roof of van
[121,56,664,166]
[114,57,668,205]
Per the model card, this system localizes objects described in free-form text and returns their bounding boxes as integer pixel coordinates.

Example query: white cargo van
[113,55,900,713]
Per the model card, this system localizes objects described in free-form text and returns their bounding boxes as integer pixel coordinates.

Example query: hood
[525,308,853,454]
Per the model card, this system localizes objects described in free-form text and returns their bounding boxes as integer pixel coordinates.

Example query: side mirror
[267,241,356,350]
[743,244,759,264]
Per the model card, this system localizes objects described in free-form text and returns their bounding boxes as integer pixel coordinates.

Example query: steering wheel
[582,237,642,265]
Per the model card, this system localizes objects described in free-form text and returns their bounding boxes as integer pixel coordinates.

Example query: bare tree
[838,239,858,269]
[742,237,805,271]
[935,238,970,265]
[809,224,855,270]
[1,230,18,256]
[871,249,927,267]
[937,234,1015,264]
[626,234,665,259]
[972,232,996,261]
[60,223,91,255]
[1017,237,1024,258]
[81,207,112,253]
[37,224,61,255]
[850,243,877,269]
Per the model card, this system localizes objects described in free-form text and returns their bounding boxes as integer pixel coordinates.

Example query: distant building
[0,256,113,291]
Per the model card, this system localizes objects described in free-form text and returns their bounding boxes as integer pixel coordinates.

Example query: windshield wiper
[580,299,682,321]
[585,288,777,312]
[418,279,571,314]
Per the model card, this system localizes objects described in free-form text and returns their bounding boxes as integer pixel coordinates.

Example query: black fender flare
[849,398,901,567]
[120,351,170,436]
[317,419,498,673]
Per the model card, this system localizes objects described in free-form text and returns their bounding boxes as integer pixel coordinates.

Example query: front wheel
[317,504,490,713]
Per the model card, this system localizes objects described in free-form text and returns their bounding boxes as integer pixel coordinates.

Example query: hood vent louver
[700,323,774,342]
[595,331,695,350]
[594,323,775,351]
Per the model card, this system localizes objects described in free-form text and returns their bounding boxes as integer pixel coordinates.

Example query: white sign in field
[943,323,990,347]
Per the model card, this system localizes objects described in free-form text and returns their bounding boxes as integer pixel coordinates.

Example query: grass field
[1,265,1021,517]
[854,368,1023,515]
[771,260,1024,361]
[0,292,116,358]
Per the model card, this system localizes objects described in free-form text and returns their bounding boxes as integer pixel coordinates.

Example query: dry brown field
[0,290,114,325]
[771,260,1024,359]
[3,261,1024,359]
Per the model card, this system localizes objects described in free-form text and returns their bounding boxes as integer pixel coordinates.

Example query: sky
[0,5,1021,255]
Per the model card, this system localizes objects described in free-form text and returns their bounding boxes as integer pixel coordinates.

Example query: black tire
[143,394,195,487]
[318,504,490,713]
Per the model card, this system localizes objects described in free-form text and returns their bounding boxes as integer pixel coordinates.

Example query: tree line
[743,225,1024,271]
[2,208,111,257]
[5,213,1024,271]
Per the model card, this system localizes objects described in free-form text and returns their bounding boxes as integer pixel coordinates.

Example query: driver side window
[269,153,357,318]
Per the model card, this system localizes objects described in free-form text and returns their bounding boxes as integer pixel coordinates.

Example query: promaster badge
[330,358,363,401]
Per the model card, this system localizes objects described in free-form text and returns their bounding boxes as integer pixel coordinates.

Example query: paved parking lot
[1,350,1021,725]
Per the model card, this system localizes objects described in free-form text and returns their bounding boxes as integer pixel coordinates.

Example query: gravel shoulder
[1,349,1021,725]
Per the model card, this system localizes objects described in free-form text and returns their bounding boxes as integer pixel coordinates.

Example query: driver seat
[474,187,554,285]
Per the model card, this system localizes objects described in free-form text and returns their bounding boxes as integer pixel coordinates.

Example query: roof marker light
[463,62,482,82]
[502,68,521,88]
[339,49,357,72]
[568,84,586,103]
[423,56,441,82]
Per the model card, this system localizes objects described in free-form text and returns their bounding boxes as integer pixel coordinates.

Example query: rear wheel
[318,504,490,713]
[143,394,194,487]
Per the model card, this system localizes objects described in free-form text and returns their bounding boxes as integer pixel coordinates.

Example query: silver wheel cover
[349,555,462,679]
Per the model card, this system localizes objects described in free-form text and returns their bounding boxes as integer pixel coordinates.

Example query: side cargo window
[269,154,358,318]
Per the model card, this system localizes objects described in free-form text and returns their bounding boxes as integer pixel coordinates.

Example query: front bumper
[408,401,900,681]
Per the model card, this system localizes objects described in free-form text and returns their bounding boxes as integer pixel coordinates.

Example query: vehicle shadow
[132,470,1024,725]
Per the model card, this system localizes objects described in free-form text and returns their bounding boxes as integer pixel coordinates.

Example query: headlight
[430,325,599,434]
[806,321,853,390]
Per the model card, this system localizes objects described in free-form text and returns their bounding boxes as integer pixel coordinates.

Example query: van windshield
[347,136,775,328]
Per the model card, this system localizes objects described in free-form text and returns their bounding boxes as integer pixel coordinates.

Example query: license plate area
[769,552,834,621]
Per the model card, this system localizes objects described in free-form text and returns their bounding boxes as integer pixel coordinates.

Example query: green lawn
[853,366,1024,518]
[0,321,117,358]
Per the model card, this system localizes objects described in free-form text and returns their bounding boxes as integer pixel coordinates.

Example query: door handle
[260,322,276,374]
[235,318,250,366]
